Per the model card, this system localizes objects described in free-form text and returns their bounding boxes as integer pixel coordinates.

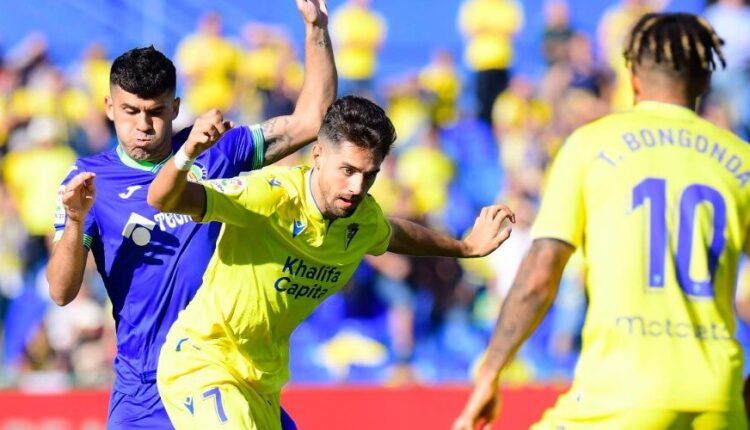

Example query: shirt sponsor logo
[122,213,156,246]
[153,212,192,230]
[273,256,343,300]
[615,315,731,341]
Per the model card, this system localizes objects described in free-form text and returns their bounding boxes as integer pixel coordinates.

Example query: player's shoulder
[695,116,750,155]
[351,193,388,225]
[242,164,307,202]
[75,147,119,170]
[171,126,192,150]
[570,110,634,139]
[251,164,306,188]
[561,109,654,153]
[60,147,118,183]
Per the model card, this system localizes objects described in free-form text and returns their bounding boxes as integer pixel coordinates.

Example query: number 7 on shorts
[203,387,228,424]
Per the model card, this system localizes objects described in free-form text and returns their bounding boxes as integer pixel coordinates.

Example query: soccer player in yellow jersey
[148,95,516,429]
[455,12,750,430]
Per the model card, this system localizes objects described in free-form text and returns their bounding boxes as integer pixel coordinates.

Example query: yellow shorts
[532,405,748,430]
[157,336,281,430]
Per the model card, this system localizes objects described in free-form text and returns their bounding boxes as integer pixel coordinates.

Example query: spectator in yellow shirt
[79,43,111,114]
[238,25,305,120]
[597,0,665,110]
[175,12,239,116]
[419,50,461,127]
[2,117,75,271]
[331,0,387,96]
[458,0,523,124]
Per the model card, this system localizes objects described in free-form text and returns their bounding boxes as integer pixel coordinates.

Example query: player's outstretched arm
[452,238,573,430]
[259,0,337,166]
[385,204,515,258]
[148,110,233,217]
[46,172,95,306]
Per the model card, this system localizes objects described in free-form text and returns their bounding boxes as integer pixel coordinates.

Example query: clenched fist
[183,109,234,159]
[297,0,328,28]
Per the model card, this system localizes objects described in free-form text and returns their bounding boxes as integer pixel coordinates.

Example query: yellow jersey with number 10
[164,165,391,395]
[533,101,750,414]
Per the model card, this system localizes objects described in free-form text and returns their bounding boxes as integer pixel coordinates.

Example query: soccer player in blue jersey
[45,1,334,428]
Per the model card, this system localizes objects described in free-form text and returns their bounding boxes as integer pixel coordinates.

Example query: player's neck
[309,167,331,220]
[116,144,173,170]
[635,93,696,111]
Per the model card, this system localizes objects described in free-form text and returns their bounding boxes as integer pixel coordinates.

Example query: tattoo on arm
[261,117,294,165]
[314,31,331,48]
[482,239,574,374]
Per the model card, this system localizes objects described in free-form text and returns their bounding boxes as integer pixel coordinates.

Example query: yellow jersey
[533,101,750,414]
[458,0,523,71]
[165,165,392,394]
[4,145,76,236]
[331,4,386,80]
[175,34,239,113]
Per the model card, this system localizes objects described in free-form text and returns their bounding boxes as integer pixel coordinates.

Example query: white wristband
[173,146,195,172]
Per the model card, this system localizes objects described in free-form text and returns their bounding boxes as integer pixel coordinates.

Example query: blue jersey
[54,125,265,397]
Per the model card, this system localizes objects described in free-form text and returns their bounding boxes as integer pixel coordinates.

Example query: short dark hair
[624,13,725,89]
[110,46,176,98]
[319,96,397,160]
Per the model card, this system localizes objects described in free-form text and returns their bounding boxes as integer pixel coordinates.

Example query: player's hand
[452,378,501,430]
[63,172,96,224]
[461,204,515,258]
[296,0,328,28]
[184,109,234,159]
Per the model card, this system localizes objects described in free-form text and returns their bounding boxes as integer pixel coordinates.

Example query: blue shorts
[108,381,296,429]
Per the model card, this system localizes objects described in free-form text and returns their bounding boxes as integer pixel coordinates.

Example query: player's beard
[326,194,361,219]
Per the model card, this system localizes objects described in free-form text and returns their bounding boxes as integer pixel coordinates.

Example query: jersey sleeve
[53,162,99,249]
[213,124,266,173]
[200,171,283,227]
[531,133,587,248]
[366,198,393,256]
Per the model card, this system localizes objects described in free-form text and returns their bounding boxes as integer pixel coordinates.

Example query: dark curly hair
[319,96,397,160]
[110,46,176,98]
[624,13,725,97]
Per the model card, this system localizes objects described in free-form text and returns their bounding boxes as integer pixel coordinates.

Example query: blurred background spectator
[0,0,747,391]
[331,0,387,98]
[704,0,750,139]
[458,0,524,124]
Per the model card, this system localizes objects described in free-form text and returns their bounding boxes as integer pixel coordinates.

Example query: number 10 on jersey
[632,178,727,298]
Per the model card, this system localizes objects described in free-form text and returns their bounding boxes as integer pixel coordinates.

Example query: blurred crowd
[1,0,750,391]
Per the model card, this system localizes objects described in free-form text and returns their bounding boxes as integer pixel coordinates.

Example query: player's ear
[630,70,641,102]
[171,97,181,120]
[105,95,114,121]
[312,142,323,170]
